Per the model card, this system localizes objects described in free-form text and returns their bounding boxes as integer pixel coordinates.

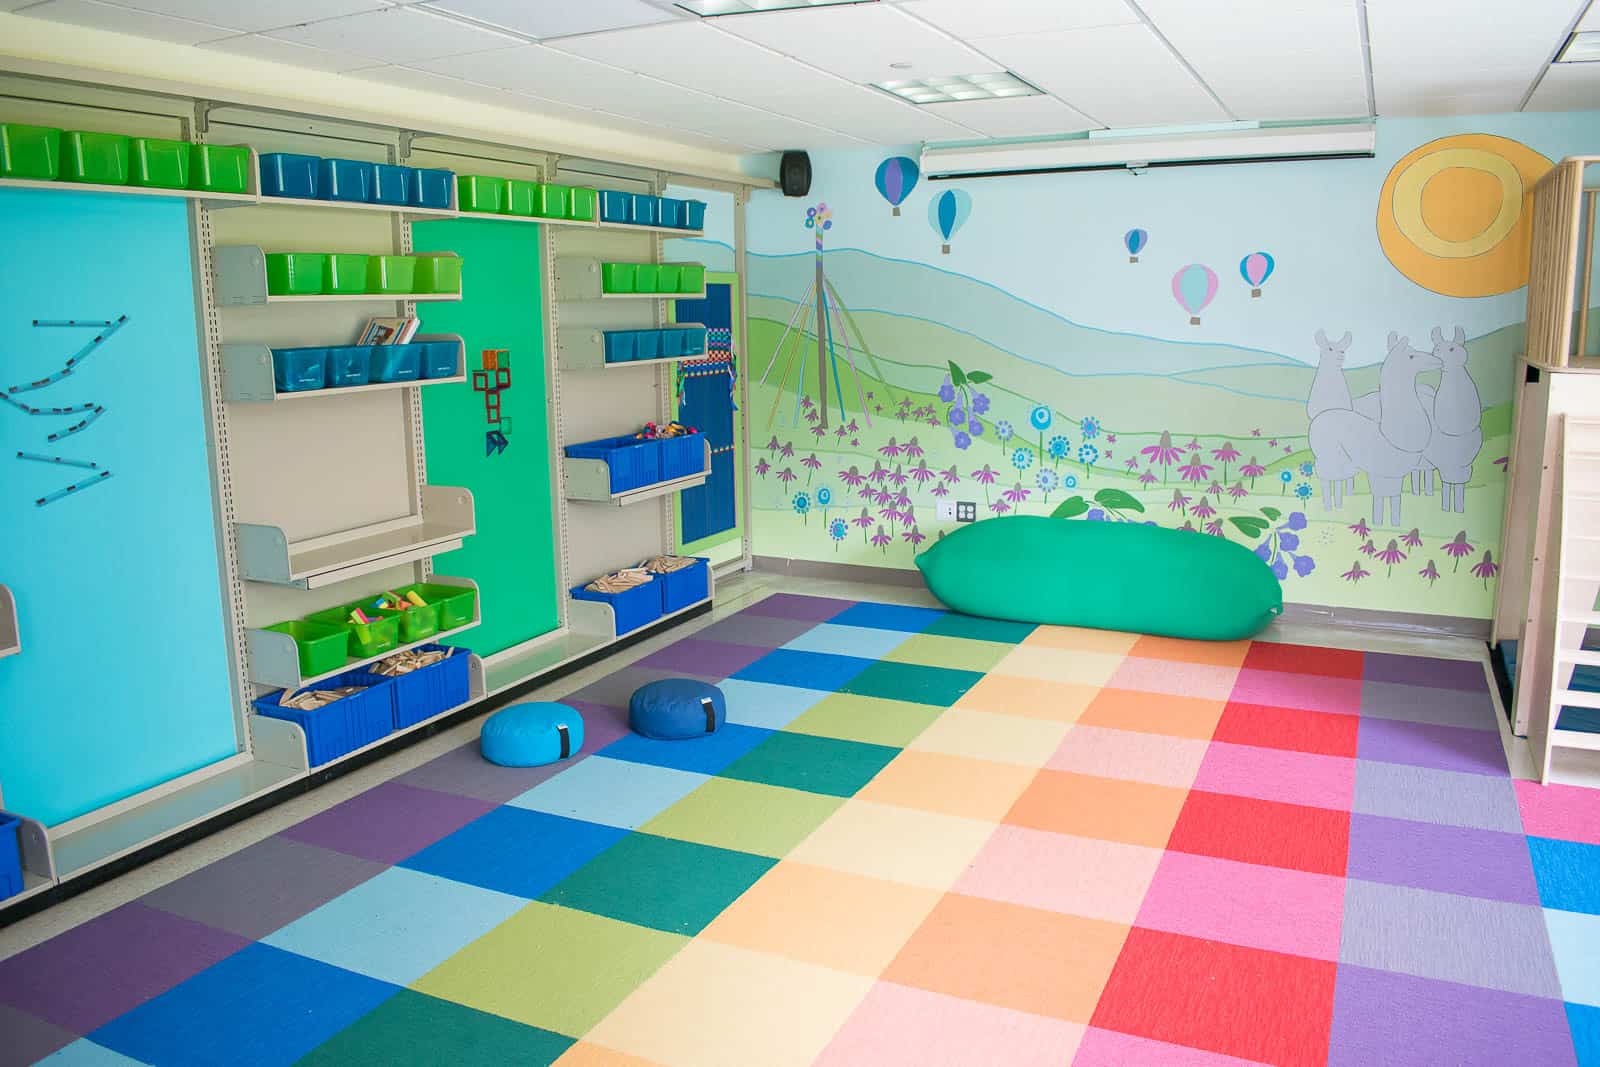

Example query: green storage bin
[568,186,598,222]
[0,123,62,180]
[61,131,130,185]
[655,264,683,292]
[533,183,569,219]
[505,179,536,217]
[265,620,348,678]
[414,255,462,295]
[265,253,328,295]
[375,597,439,642]
[189,144,249,193]
[128,137,189,188]
[458,174,506,213]
[679,264,705,294]
[398,583,477,631]
[324,254,370,295]
[306,604,401,659]
[633,263,661,293]
[601,262,638,294]
[367,255,416,294]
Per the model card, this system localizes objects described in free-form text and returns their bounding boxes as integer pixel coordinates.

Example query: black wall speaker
[779,150,812,197]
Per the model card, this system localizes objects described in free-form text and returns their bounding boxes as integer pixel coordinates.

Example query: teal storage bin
[684,200,707,230]
[318,158,373,202]
[61,131,130,184]
[660,328,686,358]
[635,330,663,361]
[272,347,329,393]
[369,344,421,383]
[659,198,684,228]
[0,123,62,180]
[371,164,410,205]
[419,340,460,379]
[128,137,189,189]
[599,189,631,223]
[604,331,637,364]
[631,193,659,226]
[325,346,370,387]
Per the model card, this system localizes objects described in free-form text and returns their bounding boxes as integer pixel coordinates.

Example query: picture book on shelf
[357,316,420,345]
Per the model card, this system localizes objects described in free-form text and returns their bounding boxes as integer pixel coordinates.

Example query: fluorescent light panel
[1555,31,1600,62]
[676,0,875,15]
[875,71,1043,105]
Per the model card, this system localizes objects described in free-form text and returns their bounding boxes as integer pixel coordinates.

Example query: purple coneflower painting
[1401,528,1424,549]
[1419,559,1441,586]
[1342,561,1371,583]
[1472,550,1499,588]
[1442,531,1474,571]
[1140,431,1182,483]
[1375,538,1406,576]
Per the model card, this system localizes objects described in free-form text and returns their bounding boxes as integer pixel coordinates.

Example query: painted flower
[1299,460,1315,477]
[1349,518,1372,537]
[905,436,925,458]
[1293,555,1316,577]
[1106,433,1117,444]
[938,376,956,403]
[889,464,909,488]
[840,465,865,488]
[756,458,771,478]
[1081,416,1101,440]
[1063,474,1079,489]
[1204,519,1226,537]
[1420,559,1441,586]
[910,460,935,485]
[800,395,814,411]
[1029,405,1053,431]
[879,437,902,458]
[1228,482,1248,500]
[1036,467,1060,499]
[971,392,991,415]
[1401,528,1424,549]
[810,424,826,441]
[1278,532,1300,551]
[949,404,967,425]
[1141,431,1182,482]
[1443,531,1474,570]
[854,507,875,542]
[764,435,781,453]
[1375,538,1406,575]
[1359,539,1378,557]
[940,465,961,484]
[1211,441,1241,481]
[996,420,1015,444]
[869,461,888,484]
[835,424,850,440]
[1087,508,1108,522]
[990,499,1010,514]
[777,467,796,487]
[1125,457,1140,472]
[1472,550,1499,588]
[1287,512,1307,530]
[1186,437,1202,450]
[1269,438,1279,448]
[1078,443,1100,468]
[952,430,972,450]
[871,525,892,552]
[1047,435,1070,463]
[828,517,848,549]
[1241,457,1267,485]
[802,452,822,474]
[1280,470,1293,484]
[1138,470,1157,487]
[1011,447,1033,472]
[1177,453,1213,484]
[1252,428,1262,437]
[1342,561,1371,583]
[1494,456,1509,470]
[1170,489,1192,514]
[968,418,984,437]
[779,441,795,459]
[792,491,811,521]
[816,486,832,507]
[1002,481,1032,505]
[904,525,926,547]
[803,407,819,425]
[931,482,950,498]
[1193,496,1217,519]
[1294,482,1313,501]
[972,464,999,484]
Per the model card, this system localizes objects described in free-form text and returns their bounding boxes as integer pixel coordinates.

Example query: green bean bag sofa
[915,516,1282,641]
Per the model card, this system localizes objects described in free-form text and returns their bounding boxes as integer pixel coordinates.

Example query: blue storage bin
[684,200,707,230]
[572,578,661,636]
[631,193,659,226]
[409,167,454,209]
[680,325,708,356]
[660,431,706,480]
[419,340,460,379]
[635,329,663,362]
[325,345,370,387]
[259,152,318,199]
[657,328,683,359]
[604,331,637,364]
[388,644,472,728]
[369,344,421,383]
[0,813,22,901]
[600,189,632,223]
[317,158,374,202]
[565,434,661,493]
[659,198,684,228]
[253,670,394,767]
[271,347,328,393]
[659,557,710,614]
[371,163,410,205]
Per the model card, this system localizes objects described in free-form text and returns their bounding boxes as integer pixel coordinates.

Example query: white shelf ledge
[555,255,707,303]
[214,245,462,307]
[565,439,712,506]
[556,326,707,371]
[458,210,702,237]
[0,583,16,659]
[600,290,707,301]
[236,486,475,589]
[221,335,464,402]
[0,175,258,208]
[257,193,457,219]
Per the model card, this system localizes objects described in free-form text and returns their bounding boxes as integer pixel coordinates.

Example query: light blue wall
[0,189,237,826]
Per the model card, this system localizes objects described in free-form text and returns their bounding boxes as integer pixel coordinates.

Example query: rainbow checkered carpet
[3,594,1599,1066]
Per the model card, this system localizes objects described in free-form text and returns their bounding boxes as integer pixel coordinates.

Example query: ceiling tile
[1581,0,1600,30]
[894,0,1138,39]
[420,0,682,39]
[16,0,231,42]
[716,2,995,83]
[265,5,523,64]
[1524,61,1600,110]
[198,33,374,72]
[979,22,1228,127]
[1140,0,1368,120]
[921,94,1098,138]
[82,0,390,33]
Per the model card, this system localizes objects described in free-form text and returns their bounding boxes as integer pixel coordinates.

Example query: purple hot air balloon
[1240,251,1275,298]
[1172,263,1219,326]
[1124,228,1148,263]
[874,156,919,217]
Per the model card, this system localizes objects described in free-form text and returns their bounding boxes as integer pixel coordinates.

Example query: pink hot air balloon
[1172,263,1219,326]
[1240,251,1275,298]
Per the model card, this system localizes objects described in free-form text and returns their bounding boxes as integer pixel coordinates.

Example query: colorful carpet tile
[2,594,1597,1066]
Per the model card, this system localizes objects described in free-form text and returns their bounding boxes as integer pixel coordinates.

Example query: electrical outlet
[956,501,977,522]
[936,500,957,521]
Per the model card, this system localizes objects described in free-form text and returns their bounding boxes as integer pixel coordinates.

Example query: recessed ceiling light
[1555,31,1600,62]
[872,71,1043,106]
[676,0,875,15]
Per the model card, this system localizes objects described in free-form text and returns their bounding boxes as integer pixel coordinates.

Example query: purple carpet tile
[0,1003,77,1065]
[561,665,717,711]
[1339,880,1562,998]
[742,593,851,623]
[1346,814,1541,905]
[0,903,248,1033]
[1350,761,1524,834]
[690,613,820,650]
[280,781,495,865]
[635,637,772,679]
[1361,652,1489,692]
[1359,680,1499,732]
[1356,717,1509,777]
[138,836,385,941]
[1329,965,1576,1067]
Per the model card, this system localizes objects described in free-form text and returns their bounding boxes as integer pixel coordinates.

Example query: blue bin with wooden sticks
[389,644,473,728]
[565,434,660,493]
[253,670,394,767]
[572,577,660,636]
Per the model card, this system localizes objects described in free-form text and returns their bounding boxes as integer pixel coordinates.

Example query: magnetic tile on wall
[1516,779,1600,847]
[1545,908,1600,1009]
[743,592,852,623]
[1229,668,1365,716]
[783,692,943,747]
[263,867,526,986]
[542,832,774,936]
[1328,965,1579,1067]
[719,731,900,797]
[585,940,873,1067]
[908,708,1069,768]
[279,782,495,865]
[296,990,573,1067]
[90,944,398,1067]
[827,602,945,633]
[1134,851,1346,962]
[789,799,995,891]
[597,721,773,776]
[1212,700,1360,758]
[1167,790,1350,876]
[1360,679,1499,732]
[956,672,1099,725]
[717,678,832,730]
[414,903,687,1038]
[1046,725,1210,789]
[732,648,875,692]
[703,861,943,977]
[400,807,627,900]
[1192,741,1356,811]
[1346,814,1539,905]
[784,622,914,660]
[1353,760,1523,833]
[1356,717,1510,778]
[955,825,1163,925]
[1004,770,1189,850]
[921,613,1036,644]
[507,756,709,830]
[1076,687,1226,740]
[855,749,1037,822]
[885,894,1129,1023]
[1528,837,1600,916]
[837,659,984,707]
[642,776,843,858]
[817,981,1085,1067]
[1338,880,1562,998]
[1090,927,1337,1067]
[884,633,1014,673]
[1242,641,1366,679]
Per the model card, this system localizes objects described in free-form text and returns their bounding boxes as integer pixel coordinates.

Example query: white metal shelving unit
[220,336,466,403]
[565,437,712,505]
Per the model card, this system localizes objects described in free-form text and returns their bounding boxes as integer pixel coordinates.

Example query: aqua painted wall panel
[0,189,237,826]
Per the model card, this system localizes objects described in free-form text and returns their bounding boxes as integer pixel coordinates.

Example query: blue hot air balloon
[1124,228,1148,262]
[874,156,919,217]
[928,188,972,254]
[1239,251,1275,297]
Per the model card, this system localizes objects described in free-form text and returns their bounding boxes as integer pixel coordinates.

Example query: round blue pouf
[630,679,726,740]
[481,702,585,767]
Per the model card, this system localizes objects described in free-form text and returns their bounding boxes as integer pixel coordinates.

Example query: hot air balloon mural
[1172,263,1219,326]
[1240,251,1275,298]
[1124,228,1148,263]
[874,156,919,217]
[928,188,972,254]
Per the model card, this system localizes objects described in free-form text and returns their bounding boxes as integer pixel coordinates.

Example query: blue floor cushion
[630,678,726,740]
[481,702,585,766]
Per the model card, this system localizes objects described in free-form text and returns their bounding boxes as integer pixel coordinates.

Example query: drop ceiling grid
[83,0,395,33]
[16,0,234,43]
[713,2,998,83]
[418,0,682,40]
[895,0,1142,39]
[262,4,525,65]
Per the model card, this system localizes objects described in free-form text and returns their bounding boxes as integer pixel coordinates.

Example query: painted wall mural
[744,114,1600,619]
